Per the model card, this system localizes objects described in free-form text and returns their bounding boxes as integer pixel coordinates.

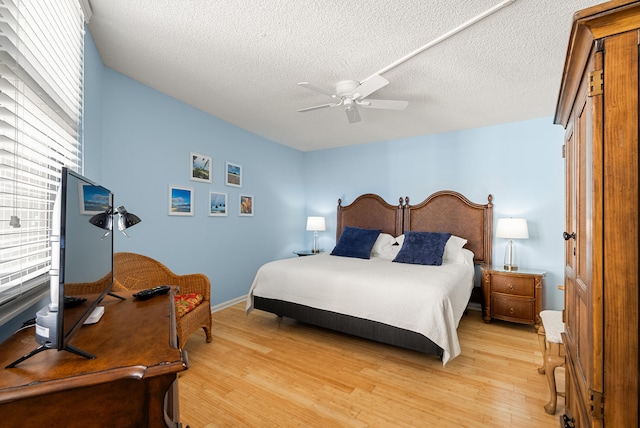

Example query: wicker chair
[113,252,212,347]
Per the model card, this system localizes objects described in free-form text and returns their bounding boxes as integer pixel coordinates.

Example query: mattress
[246,251,474,365]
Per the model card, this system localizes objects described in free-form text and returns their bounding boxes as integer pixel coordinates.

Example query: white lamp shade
[306,216,326,232]
[496,218,529,239]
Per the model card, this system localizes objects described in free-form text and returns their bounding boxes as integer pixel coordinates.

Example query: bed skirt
[253,296,444,359]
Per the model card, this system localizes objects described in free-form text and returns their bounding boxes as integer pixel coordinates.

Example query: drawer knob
[509,307,514,314]
[509,284,514,290]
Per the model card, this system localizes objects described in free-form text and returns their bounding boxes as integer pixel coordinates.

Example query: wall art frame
[169,185,194,216]
[79,182,111,215]
[239,194,254,216]
[209,191,228,217]
[190,152,212,183]
[225,161,242,188]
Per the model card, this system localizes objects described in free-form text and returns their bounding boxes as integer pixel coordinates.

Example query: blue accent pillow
[330,226,381,259]
[393,231,452,266]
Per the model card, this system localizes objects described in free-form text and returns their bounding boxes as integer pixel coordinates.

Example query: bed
[246,191,493,364]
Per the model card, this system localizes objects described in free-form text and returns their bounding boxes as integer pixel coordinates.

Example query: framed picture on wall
[239,194,253,216]
[169,185,194,216]
[225,161,242,187]
[209,191,228,217]
[79,183,111,215]
[190,152,212,183]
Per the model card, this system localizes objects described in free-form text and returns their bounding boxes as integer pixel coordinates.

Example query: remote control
[133,285,171,300]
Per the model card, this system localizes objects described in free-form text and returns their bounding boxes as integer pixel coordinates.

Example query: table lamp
[306,216,326,253]
[495,217,529,271]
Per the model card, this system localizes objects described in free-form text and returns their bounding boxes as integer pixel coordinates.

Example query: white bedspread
[246,252,475,365]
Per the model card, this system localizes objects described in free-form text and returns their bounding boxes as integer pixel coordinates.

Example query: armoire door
[599,29,639,427]
[563,45,604,427]
[557,4,639,426]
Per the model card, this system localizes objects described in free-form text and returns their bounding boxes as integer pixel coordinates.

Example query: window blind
[0,0,84,317]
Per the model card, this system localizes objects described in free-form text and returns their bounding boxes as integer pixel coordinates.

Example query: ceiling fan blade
[358,99,408,110]
[297,103,335,113]
[345,106,361,124]
[353,75,389,99]
[298,82,337,99]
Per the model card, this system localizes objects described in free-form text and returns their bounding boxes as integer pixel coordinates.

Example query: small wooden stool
[537,310,565,415]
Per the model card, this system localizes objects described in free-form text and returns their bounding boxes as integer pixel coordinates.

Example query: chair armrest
[174,273,210,301]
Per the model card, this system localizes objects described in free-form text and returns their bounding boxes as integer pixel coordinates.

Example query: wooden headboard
[336,194,403,239]
[404,190,493,265]
[336,191,493,265]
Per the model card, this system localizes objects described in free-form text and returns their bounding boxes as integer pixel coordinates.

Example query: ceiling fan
[297,75,408,124]
[295,1,517,125]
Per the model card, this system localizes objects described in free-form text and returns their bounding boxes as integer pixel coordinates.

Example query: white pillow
[384,235,404,260]
[442,235,467,264]
[386,234,404,259]
[371,233,394,255]
[372,233,403,259]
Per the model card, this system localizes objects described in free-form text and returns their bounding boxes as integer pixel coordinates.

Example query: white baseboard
[210,294,247,313]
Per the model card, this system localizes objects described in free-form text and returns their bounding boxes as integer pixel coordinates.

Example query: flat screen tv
[6,168,117,367]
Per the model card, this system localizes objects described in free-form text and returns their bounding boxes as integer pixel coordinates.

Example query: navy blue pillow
[330,226,381,259]
[393,231,452,265]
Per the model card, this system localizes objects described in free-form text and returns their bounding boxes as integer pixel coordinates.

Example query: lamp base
[503,239,517,272]
[311,231,320,254]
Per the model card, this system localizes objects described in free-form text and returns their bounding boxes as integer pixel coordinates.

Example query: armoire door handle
[563,232,576,241]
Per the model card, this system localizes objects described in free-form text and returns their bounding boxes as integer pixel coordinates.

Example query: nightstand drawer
[481,265,545,327]
[491,274,535,297]
[490,294,535,322]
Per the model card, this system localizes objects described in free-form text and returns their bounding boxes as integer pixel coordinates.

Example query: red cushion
[174,293,204,318]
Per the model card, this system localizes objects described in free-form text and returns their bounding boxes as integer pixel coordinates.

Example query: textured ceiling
[87,0,603,152]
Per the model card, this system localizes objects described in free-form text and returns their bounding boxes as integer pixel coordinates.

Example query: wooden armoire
[554,1,639,427]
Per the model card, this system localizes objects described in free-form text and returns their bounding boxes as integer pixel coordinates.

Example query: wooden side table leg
[481,269,492,323]
[543,342,564,415]
[537,324,547,374]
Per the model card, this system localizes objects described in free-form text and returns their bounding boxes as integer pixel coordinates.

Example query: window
[0,0,85,325]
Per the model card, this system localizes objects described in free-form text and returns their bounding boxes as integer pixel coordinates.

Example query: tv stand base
[108,291,125,300]
[5,342,95,369]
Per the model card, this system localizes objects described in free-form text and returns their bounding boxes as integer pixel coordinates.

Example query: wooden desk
[0,290,188,427]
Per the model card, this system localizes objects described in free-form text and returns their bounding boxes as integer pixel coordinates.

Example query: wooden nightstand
[481,265,546,328]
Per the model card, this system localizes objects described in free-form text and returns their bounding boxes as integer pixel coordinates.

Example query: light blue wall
[0,28,567,344]
[303,118,566,309]
[93,69,305,305]
[83,29,566,310]
[82,32,305,307]
[82,25,104,179]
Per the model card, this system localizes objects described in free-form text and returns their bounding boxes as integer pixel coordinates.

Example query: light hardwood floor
[179,303,564,427]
